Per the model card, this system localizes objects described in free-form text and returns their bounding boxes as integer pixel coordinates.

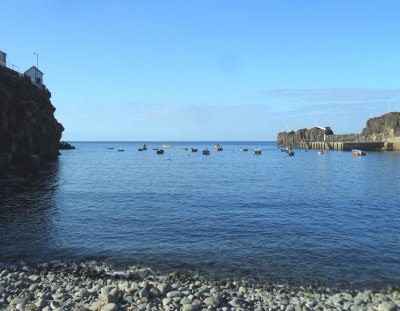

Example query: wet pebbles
[0,262,398,310]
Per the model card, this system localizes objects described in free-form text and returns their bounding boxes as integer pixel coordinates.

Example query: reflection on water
[0,162,60,265]
[0,142,400,289]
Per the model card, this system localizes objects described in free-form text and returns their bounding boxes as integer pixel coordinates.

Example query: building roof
[24,66,43,75]
[0,51,6,55]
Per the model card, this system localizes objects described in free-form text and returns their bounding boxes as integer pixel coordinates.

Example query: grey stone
[80,288,90,298]
[101,303,118,311]
[378,302,398,311]
[229,297,242,308]
[166,291,181,298]
[163,297,172,306]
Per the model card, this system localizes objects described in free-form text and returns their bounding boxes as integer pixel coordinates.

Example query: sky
[1,0,400,141]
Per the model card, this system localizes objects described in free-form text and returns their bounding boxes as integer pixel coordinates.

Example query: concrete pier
[297,141,386,151]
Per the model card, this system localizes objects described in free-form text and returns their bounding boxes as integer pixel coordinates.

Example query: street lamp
[33,52,39,68]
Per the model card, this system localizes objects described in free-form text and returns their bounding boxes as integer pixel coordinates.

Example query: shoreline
[0,261,398,311]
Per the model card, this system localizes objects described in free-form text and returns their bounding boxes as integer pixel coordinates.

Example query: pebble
[0,262,397,311]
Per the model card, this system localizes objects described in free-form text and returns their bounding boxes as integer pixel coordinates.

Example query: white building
[0,50,6,67]
[24,66,43,85]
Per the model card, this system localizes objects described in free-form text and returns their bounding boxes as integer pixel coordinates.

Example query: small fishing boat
[287,150,295,156]
[142,144,148,151]
[191,148,198,152]
[240,146,248,152]
[152,148,159,151]
[117,149,125,152]
[352,149,366,156]
[318,150,325,155]
[138,148,144,151]
[215,144,223,151]
[156,149,164,154]
[107,147,114,150]
[163,144,173,148]
[253,147,262,154]
[202,148,210,155]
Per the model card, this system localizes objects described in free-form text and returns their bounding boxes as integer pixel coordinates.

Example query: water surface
[1,142,399,288]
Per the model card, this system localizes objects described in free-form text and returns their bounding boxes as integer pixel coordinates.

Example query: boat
[287,150,295,156]
[253,147,262,154]
[352,149,366,156]
[240,146,248,152]
[202,148,210,155]
[117,149,125,152]
[152,148,159,150]
[142,144,148,151]
[163,144,173,148]
[191,148,198,152]
[215,144,223,151]
[318,150,325,155]
[138,148,144,151]
[156,149,164,154]
[107,147,114,150]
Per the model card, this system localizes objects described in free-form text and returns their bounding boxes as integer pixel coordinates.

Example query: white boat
[163,144,173,148]
[253,147,262,154]
[214,144,223,151]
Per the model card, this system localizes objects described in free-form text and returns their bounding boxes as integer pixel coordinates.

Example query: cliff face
[361,112,400,137]
[276,112,400,147]
[277,127,333,147]
[0,66,64,165]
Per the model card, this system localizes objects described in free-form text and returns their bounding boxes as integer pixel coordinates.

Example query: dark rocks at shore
[0,66,63,171]
[59,141,76,150]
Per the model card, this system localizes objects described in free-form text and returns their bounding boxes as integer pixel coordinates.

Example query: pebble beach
[0,262,399,311]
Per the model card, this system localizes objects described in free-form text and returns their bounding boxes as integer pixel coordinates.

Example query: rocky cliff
[277,127,333,147]
[361,112,400,137]
[277,112,400,148]
[0,66,64,168]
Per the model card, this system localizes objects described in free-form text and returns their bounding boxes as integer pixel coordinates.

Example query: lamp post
[33,52,39,68]
[33,52,39,82]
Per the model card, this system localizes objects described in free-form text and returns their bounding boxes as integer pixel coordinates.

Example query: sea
[1,141,399,289]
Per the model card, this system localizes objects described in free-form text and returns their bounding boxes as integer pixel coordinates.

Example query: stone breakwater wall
[0,262,399,311]
[0,66,63,172]
[277,112,400,150]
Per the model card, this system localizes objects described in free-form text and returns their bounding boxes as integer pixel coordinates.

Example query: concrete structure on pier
[298,141,392,151]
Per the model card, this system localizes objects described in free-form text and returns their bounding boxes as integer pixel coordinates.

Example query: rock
[36,299,48,308]
[0,66,64,168]
[166,291,181,298]
[229,297,242,308]
[157,283,172,294]
[163,297,173,306]
[180,297,193,305]
[100,303,118,311]
[80,288,90,298]
[139,288,149,299]
[182,304,196,311]
[59,141,76,150]
[378,302,398,311]
[356,292,371,302]
[11,297,27,306]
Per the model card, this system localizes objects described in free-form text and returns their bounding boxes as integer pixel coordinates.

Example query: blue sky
[2,0,400,141]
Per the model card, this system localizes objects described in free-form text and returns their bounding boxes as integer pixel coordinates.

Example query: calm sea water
[1,141,399,288]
